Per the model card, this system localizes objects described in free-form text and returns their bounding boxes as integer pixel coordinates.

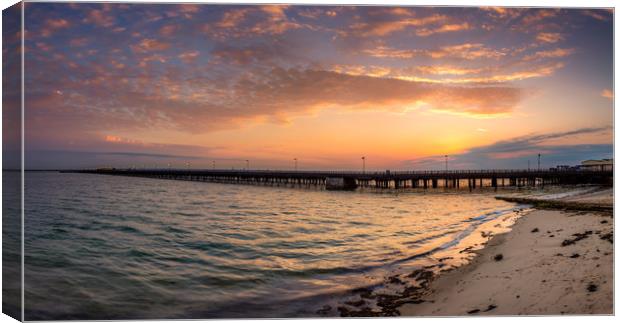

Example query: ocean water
[21,172,525,319]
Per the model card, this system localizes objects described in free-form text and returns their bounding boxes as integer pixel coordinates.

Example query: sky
[2,3,614,170]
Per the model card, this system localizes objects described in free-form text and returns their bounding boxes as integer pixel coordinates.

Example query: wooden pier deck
[64,168,613,190]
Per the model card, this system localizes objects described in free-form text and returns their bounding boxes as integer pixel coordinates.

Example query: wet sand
[399,188,613,316]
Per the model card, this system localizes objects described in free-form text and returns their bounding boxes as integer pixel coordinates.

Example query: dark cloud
[405,127,613,170]
[470,126,612,153]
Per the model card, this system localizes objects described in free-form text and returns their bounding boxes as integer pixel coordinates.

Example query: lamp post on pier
[212,160,215,170]
[361,156,366,173]
[294,158,298,171]
[245,159,249,170]
[538,154,541,171]
[445,155,448,171]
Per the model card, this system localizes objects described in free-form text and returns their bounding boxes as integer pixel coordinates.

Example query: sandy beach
[399,188,613,316]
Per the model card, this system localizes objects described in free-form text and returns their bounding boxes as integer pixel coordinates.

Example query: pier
[64,168,613,190]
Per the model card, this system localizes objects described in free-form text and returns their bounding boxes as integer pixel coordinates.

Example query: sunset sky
[6,3,614,170]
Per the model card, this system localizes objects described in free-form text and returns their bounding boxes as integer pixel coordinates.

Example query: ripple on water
[23,172,521,320]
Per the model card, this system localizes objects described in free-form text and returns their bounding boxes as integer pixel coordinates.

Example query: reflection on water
[25,172,523,319]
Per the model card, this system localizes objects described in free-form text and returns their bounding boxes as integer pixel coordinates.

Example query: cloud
[205,6,301,38]
[25,64,527,137]
[326,10,338,17]
[582,10,610,21]
[252,5,301,35]
[21,3,612,164]
[363,43,506,60]
[237,69,524,117]
[179,4,199,13]
[104,135,141,144]
[480,7,523,20]
[216,8,250,28]
[40,18,70,37]
[159,24,178,37]
[328,64,392,78]
[46,18,70,29]
[521,9,558,25]
[601,89,613,100]
[131,38,171,53]
[475,126,611,152]
[415,22,471,37]
[362,46,417,59]
[331,62,564,85]
[523,48,575,61]
[536,32,563,43]
[211,46,261,65]
[260,5,288,19]
[178,50,200,63]
[405,126,612,169]
[210,40,295,65]
[504,9,562,34]
[409,62,565,84]
[83,9,115,27]
[424,85,523,116]
[430,43,506,60]
[297,8,322,19]
[346,14,448,37]
[414,65,483,75]
[383,7,415,16]
[138,54,168,67]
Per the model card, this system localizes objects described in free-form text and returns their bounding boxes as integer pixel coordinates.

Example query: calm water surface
[23,172,523,319]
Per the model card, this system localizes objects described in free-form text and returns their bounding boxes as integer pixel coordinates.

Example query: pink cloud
[536,32,563,43]
[523,48,575,61]
[39,18,70,37]
[216,9,250,28]
[131,38,171,53]
[415,22,471,37]
[178,50,200,63]
[46,18,70,29]
[159,24,178,37]
[83,9,115,27]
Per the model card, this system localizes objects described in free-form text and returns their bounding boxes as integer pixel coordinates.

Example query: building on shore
[580,159,613,171]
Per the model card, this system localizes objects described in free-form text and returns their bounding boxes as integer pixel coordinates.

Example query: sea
[6,171,530,319]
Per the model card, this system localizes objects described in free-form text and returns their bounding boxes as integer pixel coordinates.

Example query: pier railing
[64,167,613,190]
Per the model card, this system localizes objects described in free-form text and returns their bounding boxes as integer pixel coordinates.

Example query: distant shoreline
[4,169,63,172]
[495,195,613,213]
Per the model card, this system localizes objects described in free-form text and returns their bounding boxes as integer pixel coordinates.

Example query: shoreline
[495,186,613,213]
[397,187,613,316]
[325,200,531,317]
